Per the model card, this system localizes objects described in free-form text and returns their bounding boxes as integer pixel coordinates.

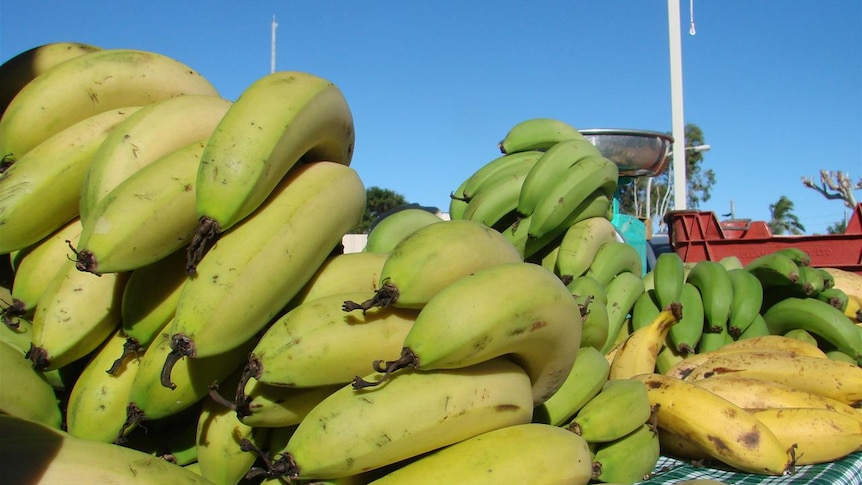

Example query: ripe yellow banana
[533,346,610,426]
[367,423,594,485]
[821,266,862,300]
[0,41,101,115]
[608,302,682,380]
[631,373,793,475]
[364,208,443,253]
[0,48,218,159]
[79,93,231,222]
[565,378,652,443]
[354,262,582,405]
[75,139,207,274]
[0,106,141,254]
[290,251,387,307]
[162,161,365,388]
[749,407,862,465]
[342,219,521,312]
[245,358,534,481]
[28,259,128,371]
[190,71,355,267]
[0,414,215,484]
[0,340,63,429]
[716,333,828,357]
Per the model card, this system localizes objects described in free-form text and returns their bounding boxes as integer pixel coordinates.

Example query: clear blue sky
[2,1,860,234]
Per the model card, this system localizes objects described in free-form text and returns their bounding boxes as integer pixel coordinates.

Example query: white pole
[668,0,687,210]
[271,15,277,74]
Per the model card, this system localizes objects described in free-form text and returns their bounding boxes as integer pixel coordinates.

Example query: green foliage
[767,195,805,235]
[349,186,408,234]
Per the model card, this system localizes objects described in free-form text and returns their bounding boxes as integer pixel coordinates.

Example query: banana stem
[241,439,300,480]
[0,298,25,329]
[186,216,220,276]
[116,403,146,444]
[25,343,50,371]
[160,334,195,389]
[65,239,101,276]
[342,282,400,314]
[352,347,418,389]
[449,191,469,202]
[207,381,237,411]
[106,337,142,376]
[233,356,263,418]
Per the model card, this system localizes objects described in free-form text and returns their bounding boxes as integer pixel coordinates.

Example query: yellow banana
[608,302,682,380]
[231,379,341,428]
[821,266,862,300]
[290,251,387,307]
[0,48,218,159]
[354,262,582,405]
[749,407,862,465]
[0,340,63,429]
[716,333,828,358]
[631,373,793,475]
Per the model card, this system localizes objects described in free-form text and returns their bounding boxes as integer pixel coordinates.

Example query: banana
[196,370,269,485]
[682,350,862,405]
[364,208,443,253]
[0,107,141,254]
[533,346,610,426]
[555,216,619,281]
[459,150,544,202]
[718,255,744,271]
[190,71,355,268]
[366,423,593,485]
[526,155,619,241]
[772,246,812,267]
[0,340,63,429]
[691,375,862,423]
[697,320,733,353]
[590,423,661,484]
[243,291,417,390]
[564,378,652,443]
[0,48,219,159]
[0,314,69,390]
[341,219,521,312]
[652,251,686,310]
[797,264,825,296]
[290,251,387,306]
[718,334,828,358]
[826,349,858,364]
[9,217,82,314]
[230,379,341,428]
[27,258,128,371]
[354,262,582,406]
[0,414,216,485]
[120,329,255,440]
[630,373,793,475]
[497,117,585,154]
[657,427,711,461]
[584,240,644,287]
[460,162,534,229]
[655,335,687,374]
[725,267,764,338]
[815,286,850,312]
[783,327,820,348]
[65,327,143,443]
[749,407,862,465]
[567,274,608,306]
[608,302,682,380]
[600,271,645,355]
[0,41,102,115]
[668,282,704,355]
[576,289,610,350]
[74,139,208,274]
[447,178,469,220]
[516,138,603,217]
[685,260,733,334]
[744,251,801,288]
[762,296,862,364]
[119,249,188,356]
[738,313,771,339]
[821,266,862,300]
[246,358,534,481]
[162,161,365,388]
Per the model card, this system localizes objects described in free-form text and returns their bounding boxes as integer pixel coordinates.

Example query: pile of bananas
[1,42,861,485]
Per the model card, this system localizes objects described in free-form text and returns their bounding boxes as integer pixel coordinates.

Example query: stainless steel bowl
[580,128,674,178]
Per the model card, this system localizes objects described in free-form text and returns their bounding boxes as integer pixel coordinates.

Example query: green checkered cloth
[637,452,862,484]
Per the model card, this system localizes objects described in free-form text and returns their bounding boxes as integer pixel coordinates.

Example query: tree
[825,219,847,235]
[618,123,714,230]
[349,186,409,234]
[767,195,805,235]
[801,170,860,233]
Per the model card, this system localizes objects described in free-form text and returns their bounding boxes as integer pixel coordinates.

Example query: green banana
[797,264,825,296]
[0,107,141,254]
[783,328,820,348]
[685,260,733,332]
[497,117,585,154]
[246,358,534,481]
[555,216,619,280]
[745,251,801,288]
[590,423,660,484]
[652,252,685,309]
[162,161,365,388]
[697,321,733,353]
[726,267,765,337]
[773,246,811,267]
[190,71,355,267]
[630,289,661,332]
[447,177,470,220]
[527,155,619,241]
[584,240,644,288]
[668,282,705,355]
[533,346,610,426]
[364,208,442,254]
[600,271,646,355]
[461,164,533,229]
[354,262,582,406]
[737,313,770,340]
[577,290,610,350]
[232,379,341,428]
[516,138,603,217]
[0,48,219,159]
[816,286,850,311]
[0,340,63,429]
[763,297,862,364]
[244,291,417,389]
[342,219,521,312]
[567,274,608,306]
[565,378,651,443]
[717,255,744,271]
[461,150,544,201]
[290,251,387,307]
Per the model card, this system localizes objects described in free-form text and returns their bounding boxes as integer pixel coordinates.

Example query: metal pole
[271,15,277,74]
[668,0,687,210]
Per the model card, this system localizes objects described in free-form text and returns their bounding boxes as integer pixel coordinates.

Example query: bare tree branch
[801,170,860,209]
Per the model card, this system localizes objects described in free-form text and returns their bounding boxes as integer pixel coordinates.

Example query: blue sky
[2,1,860,234]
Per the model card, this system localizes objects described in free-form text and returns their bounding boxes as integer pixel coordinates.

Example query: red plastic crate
[665,203,862,274]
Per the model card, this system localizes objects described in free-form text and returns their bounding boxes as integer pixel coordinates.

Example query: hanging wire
[689,0,697,35]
